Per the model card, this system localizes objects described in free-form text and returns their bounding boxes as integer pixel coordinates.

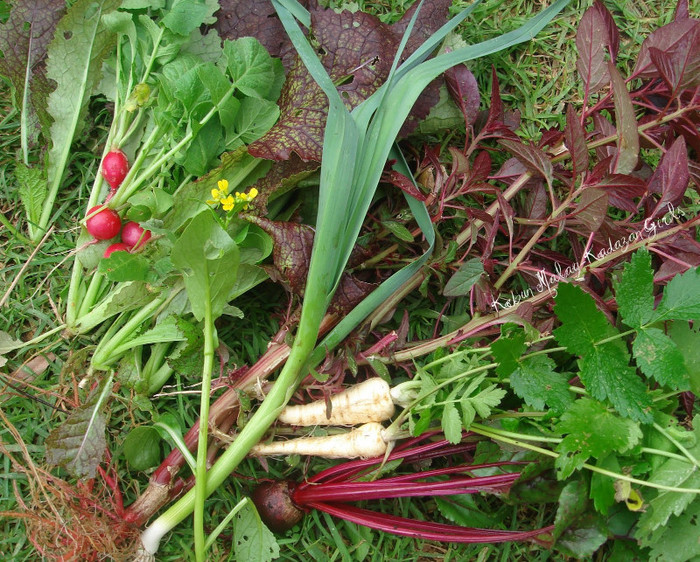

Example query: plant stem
[471,424,700,495]
[194,261,216,561]
[653,422,700,469]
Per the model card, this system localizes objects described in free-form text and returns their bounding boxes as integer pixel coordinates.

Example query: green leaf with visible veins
[554,283,653,423]
[171,211,240,322]
[636,416,700,541]
[646,500,700,562]
[15,163,47,231]
[615,248,654,328]
[510,355,573,414]
[554,398,642,479]
[648,266,700,323]
[233,501,280,562]
[224,37,278,99]
[44,0,120,231]
[45,374,112,479]
[669,322,700,393]
[633,327,688,390]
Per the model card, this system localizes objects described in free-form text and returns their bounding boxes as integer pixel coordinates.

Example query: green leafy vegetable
[443,258,484,297]
[45,374,113,479]
[232,501,280,562]
[554,398,643,479]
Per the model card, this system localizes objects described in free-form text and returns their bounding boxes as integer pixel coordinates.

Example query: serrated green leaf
[554,398,643,479]
[649,266,700,323]
[669,322,700,394]
[510,355,573,413]
[15,163,47,231]
[171,211,240,321]
[45,374,112,479]
[233,502,280,562]
[554,284,653,422]
[636,416,700,540]
[589,454,621,515]
[615,248,654,328]
[645,500,700,562]
[441,400,463,444]
[491,329,528,377]
[443,258,484,297]
[633,327,689,390]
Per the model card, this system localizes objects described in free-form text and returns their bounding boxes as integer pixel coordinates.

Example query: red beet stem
[306,501,553,543]
[293,472,518,503]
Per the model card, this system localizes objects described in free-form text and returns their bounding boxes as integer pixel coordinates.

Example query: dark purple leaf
[385,170,427,201]
[592,1,620,62]
[608,61,639,175]
[595,174,647,212]
[498,139,554,189]
[674,0,690,20]
[0,0,66,140]
[244,216,374,313]
[575,7,610,96]
[248,1,452,162]
[564,104,589,178]
[648,31,700,96]
[575,188,608,232]
[648,136,689,219]
[444,63,480,127]
[633,18,700,90]
[484,66,504,132]
[213,0,310,70]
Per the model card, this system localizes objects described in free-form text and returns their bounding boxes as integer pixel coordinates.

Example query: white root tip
[138,520,168,559]
[251,422,388,459]
[277,377,395,426]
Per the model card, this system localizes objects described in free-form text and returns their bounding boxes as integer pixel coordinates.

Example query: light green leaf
[633,327,689,390]
[109,315,188,357]
[649,266,700,323]
[510,355,573,414]
[669,322,700,394]
[441,400,463,445]
[98,250,153,282]
[443,259,484,297]
[224,37,277,99]
[43,0,120,238]
[171,211,240,321]
[233,502,280,562]
[615,248,654,328]
[15,163,47,234]
[645,500,700,562]
[381,220,414,243]
[161,0,217,36]
[229,97,280,148]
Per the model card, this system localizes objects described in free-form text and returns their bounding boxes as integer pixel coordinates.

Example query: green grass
[0,0,690,560]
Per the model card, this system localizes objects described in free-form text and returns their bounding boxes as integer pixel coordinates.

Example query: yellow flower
[221,195,235,212]
[207,179,230,206]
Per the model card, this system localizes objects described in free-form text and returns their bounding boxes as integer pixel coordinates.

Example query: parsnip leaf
[615,248,654,328]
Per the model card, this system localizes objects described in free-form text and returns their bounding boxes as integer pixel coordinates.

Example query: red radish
[86,205,122,240]
[101,149,129,190]
[121,221,151,250]
[103,242,130,258]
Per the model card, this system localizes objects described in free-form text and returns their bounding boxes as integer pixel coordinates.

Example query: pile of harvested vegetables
[1,0,699,560]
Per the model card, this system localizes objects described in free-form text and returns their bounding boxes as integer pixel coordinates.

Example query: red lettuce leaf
[0,0,66,140]
[247,1,451,162]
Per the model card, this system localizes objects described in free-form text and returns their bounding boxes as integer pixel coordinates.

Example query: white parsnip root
[277,377,395,426]
[250,422,389,459]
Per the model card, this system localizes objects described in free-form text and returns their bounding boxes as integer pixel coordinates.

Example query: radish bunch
[83,150,151,257]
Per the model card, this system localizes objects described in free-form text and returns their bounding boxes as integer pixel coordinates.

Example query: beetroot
[121,221,151,250]
[86,205,122,240]
[101,149,129,190]
[103,242,130,258]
